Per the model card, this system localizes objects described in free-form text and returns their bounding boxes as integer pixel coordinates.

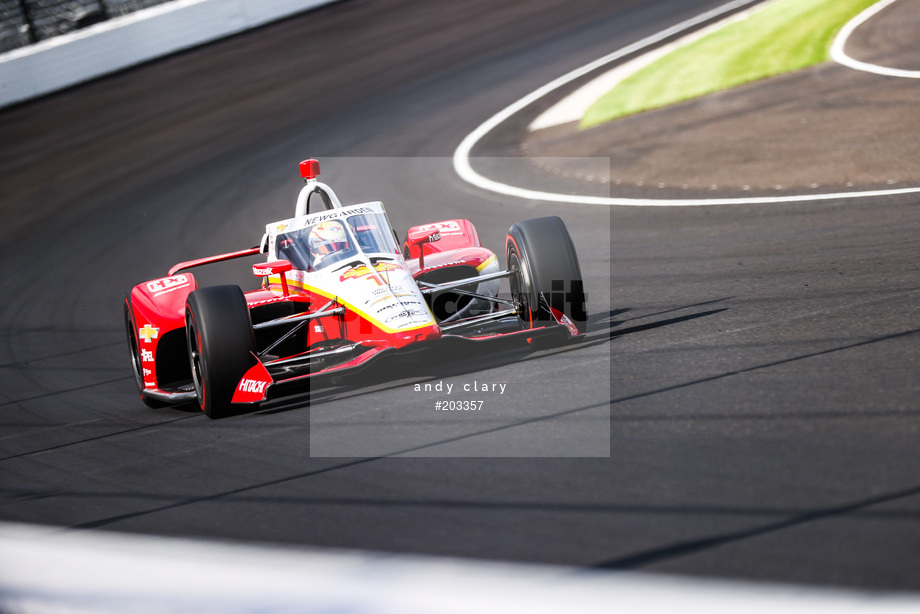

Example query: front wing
[231,312,581,405]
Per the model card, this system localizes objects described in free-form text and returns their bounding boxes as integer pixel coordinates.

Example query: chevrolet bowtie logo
[138,324,159,343]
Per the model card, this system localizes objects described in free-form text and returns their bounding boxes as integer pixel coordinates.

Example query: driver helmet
[308,221,349,260]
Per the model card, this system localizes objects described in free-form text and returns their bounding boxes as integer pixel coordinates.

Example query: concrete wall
[0,0,337,108]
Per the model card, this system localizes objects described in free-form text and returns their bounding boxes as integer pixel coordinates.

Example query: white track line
[831,0,920,78]
[452,0,920,206]
[529,1,781,131]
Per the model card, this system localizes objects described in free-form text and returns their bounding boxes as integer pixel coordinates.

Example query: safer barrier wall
[0,0,337,108]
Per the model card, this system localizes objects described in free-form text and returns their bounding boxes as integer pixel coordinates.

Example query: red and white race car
[124,160,586,417]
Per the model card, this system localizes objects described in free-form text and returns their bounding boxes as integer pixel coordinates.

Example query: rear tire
[185,285,256,419]
[506,216,587,339]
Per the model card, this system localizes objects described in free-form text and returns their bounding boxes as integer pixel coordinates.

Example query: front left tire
[185,285,256,418]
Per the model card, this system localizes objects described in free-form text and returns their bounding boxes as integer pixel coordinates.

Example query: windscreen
[346,213,398,256]
[275,212,397,272]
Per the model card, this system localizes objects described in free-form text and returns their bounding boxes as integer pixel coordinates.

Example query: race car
[124,159,587,418]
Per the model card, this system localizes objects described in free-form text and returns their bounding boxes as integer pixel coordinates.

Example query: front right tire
[506,216,587,339]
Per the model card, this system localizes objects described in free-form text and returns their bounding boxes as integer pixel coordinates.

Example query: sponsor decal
[374,298,425,315]
[373,297,425,311]
[231,360,273,404]
[359,274,383,287]
[146,275,190,297]
[340,262,399,285]
[368,285,407,303]
[248,296,291,307]
[141,349,154,362]
[416,221,462,235]
[237,379,267,394]
[375,262,400,273]
[385,308,426,323]
[143,368,152,377]
[301,206,375,226]
[340,265,373,282]
[420,260,466,272]
[138,324,159,343]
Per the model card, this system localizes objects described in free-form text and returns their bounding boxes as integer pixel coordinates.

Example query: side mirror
[253,260,293,276]
[406,229,441,268]
[254,260,293,296]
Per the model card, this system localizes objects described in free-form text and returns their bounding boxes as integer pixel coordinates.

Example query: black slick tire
[185,285,256,418]
[505,216,587,340]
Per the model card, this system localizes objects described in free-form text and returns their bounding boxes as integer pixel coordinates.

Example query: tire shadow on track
[606,309,730,342]
[253,302,730,417]
[603,326,920,416]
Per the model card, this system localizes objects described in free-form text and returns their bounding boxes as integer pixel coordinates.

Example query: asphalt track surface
[1,0,919,593]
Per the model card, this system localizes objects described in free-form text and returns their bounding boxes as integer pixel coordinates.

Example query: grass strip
[581,0,880,128]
